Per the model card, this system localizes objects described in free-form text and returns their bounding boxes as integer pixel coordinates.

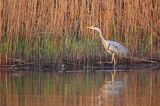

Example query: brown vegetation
[0,0,160,64]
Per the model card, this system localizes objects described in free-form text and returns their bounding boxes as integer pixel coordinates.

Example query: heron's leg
[111,68,116,82]
[113,53,116,68]
[111,53,114,63]
[111,53,116,81]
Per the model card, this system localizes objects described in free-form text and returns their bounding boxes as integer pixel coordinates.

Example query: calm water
[0,69,160,106]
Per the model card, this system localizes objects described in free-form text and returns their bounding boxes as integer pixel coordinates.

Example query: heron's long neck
[95,28,105,42]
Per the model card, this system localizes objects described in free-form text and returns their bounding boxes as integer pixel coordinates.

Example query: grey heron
[87,26,130,69]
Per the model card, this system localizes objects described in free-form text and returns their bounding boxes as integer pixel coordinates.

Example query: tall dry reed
[0,0,160,64]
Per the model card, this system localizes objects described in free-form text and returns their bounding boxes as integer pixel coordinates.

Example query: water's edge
[0,60,160,72]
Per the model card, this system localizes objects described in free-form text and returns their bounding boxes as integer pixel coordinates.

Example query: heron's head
[86,25,103,38]
[86,26,98,30]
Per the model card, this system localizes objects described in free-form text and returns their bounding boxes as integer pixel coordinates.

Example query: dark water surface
[0,69,160,106]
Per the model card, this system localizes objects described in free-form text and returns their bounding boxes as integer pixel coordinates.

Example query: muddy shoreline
[0,58,160,72]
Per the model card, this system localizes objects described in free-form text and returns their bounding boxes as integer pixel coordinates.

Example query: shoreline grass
[0,33,159,65]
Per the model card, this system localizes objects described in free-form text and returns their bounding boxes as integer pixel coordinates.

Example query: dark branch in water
[129,57,160,63]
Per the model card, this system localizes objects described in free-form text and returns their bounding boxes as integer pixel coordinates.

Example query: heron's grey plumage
[87,26,130,57]
[104,40,130,57]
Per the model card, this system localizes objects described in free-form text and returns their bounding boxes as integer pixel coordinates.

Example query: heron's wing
[107,40,129,56]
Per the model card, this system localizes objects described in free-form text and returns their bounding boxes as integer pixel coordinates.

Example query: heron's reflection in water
[98,69,127,106]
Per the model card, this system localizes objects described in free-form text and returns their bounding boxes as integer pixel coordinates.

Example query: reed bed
[0,0,160,64]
